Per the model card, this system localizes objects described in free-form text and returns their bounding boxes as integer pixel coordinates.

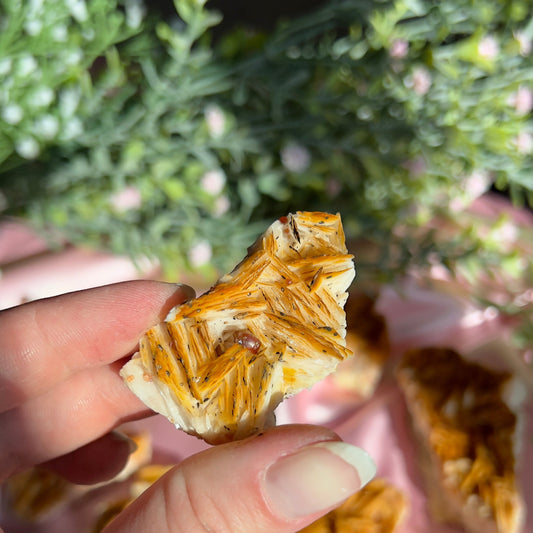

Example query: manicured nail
[263,441,376,520]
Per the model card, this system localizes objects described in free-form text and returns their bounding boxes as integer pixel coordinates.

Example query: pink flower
[450,170,493,211]
[463,169,493,199]
[405,67,431,96]
[110,186,142,212]
[403,156,427,178]
[514,131,533,154]
[508,85,533,116]
[214,195,230,216]
[204,105,225,138]
[389,39,409,59]
[280,143,311,172]
[478,35,499,61]
[200,169,226,196]
[188,240,212,268]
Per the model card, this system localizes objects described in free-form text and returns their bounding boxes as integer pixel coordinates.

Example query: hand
[0,281,375,533]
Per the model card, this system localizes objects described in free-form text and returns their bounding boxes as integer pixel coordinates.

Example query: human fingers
[0,360,150,480]
[0,280,195,413]
[103,424,376,533]
[43,431,137,485]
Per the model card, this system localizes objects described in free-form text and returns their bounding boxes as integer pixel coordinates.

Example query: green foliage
[0,0,531,352]
[0,0,144,165]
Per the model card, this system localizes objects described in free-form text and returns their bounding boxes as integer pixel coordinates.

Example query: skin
[0,280,352,533]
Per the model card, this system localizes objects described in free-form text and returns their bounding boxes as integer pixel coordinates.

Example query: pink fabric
[0,222,159,311]
[0,220,49,265]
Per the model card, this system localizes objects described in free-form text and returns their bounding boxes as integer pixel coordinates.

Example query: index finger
[0,280,195,413]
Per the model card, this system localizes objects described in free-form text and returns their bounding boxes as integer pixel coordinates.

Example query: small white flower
[59,87,81,117]
[31,86,54,107]
[24,19,42,36]
[65,49,83,66]
[66,0,88,23]
[2,103,23,125]
[125,0,145,29]
[35,114,60,140]
[61,116,83,140]
[514,131,533,154]
[478,35,499,61]
[110,186,142,212]
[17,55,38,77]
[200,169,226,196]
[0,58,12,76]
[406,67,432,96]
[214,195,230,216]
[514,31,532,56]
[280,142,311,173]
[16,137,40,159]
[188,240,212,268]
[52,25,68,42]
[204,105,226,138]
[389,39,408,59]
[508,85,533,116]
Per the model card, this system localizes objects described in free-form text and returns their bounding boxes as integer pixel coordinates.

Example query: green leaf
[0,134,13,166]
[238,179,260,208]
[257,172,291,201]
[162,179,187,200]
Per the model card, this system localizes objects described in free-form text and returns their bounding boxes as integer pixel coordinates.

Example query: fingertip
[175,283,196,301]
[155,282,196,322]
[43,431,136,485]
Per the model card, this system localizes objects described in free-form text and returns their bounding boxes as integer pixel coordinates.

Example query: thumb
[103,424,376,533]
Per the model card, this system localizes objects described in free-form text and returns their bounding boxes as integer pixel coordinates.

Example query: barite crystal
[121,212,355,444]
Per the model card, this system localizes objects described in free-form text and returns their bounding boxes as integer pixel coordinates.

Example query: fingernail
[110,431,138,454]
[175,283,196,301]
[263,441,376,520]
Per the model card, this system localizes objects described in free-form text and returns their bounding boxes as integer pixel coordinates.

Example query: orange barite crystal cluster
[121,212,355,444]
[397,347,525,533]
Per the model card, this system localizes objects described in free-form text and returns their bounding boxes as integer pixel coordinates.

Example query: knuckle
[162,469,234,533]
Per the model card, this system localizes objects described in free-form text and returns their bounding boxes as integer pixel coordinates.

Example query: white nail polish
[263,441,376,520]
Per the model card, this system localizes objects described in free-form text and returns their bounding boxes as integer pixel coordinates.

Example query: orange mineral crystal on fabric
[397,347,525,533]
